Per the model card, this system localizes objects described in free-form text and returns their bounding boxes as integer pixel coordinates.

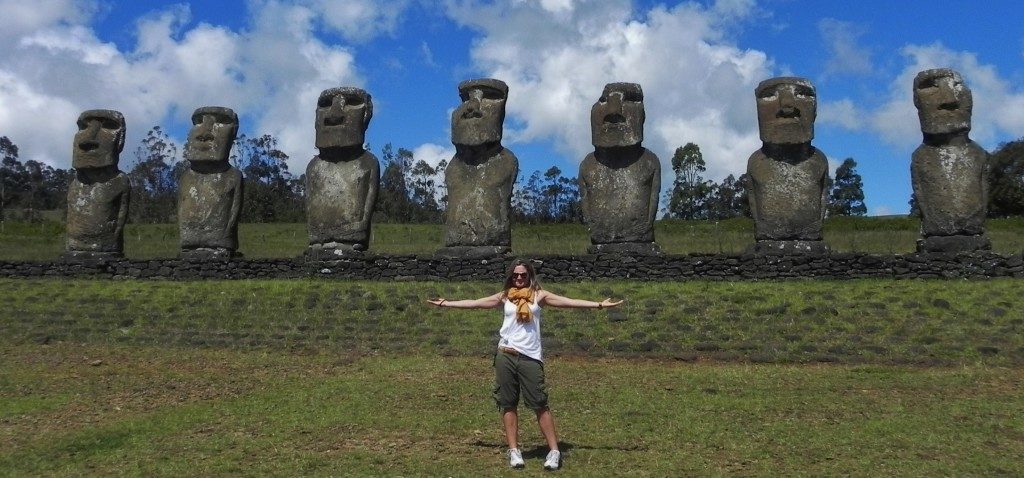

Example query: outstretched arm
[538,290,623,309]
[428,292,503,309]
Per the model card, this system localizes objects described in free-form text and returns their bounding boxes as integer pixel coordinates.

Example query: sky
[2,0,1023,216]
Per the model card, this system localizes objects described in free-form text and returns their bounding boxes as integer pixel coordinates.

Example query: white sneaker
[543,450,561,470]
[508,448,525,469]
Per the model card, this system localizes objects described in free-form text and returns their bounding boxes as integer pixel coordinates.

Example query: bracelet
[440,299,446,306]
[598,302,603,309]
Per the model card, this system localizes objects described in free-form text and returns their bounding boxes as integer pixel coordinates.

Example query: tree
[127,126,179,223]
[987,138,1024,217]
[232,134,302,222]
[664,143,713,219]
[827,157,867,216]
[706,173,749,219]
[376,143,414,222]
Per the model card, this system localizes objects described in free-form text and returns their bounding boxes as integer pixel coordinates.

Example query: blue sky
[2,0,1023,216]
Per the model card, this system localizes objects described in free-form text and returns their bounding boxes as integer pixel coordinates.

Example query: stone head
[72,109,126,169]
[913,68,972,136]
[591,82,645,148]
[185,106,238,163]
[451,78,508,147]
[315,87,373,150]
[756,77,816,144]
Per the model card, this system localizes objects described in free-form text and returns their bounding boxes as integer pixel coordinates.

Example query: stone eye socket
[77,118,120,130]
[794,86,815,98]
[317,96,334,108]
[343,95,365,106]
[757,89,777,100]
[479,88,504,101]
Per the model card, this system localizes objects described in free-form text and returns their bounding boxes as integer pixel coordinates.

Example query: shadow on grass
[470,440,645,454]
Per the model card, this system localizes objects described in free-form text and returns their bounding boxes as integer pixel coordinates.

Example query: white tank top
[498,297,544,362]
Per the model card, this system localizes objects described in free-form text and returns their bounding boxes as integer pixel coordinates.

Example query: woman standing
[429,259,623,470]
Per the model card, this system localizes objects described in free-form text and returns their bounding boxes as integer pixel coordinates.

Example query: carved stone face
[914,68,972,136]
[185,106,238,163]
[591,83,645,148]
[451,78,508,147]
[315,87,372,150]
[72,109,125,169]
[756,77,816,144]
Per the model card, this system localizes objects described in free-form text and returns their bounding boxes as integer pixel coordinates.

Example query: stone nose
[195,115,216,141]
[607,91,624,112]
[462,90,484,118]
[936,85,960,110]
[78,120,102,150]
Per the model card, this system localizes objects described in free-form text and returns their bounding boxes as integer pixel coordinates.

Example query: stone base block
[61,250,123,264]
[587,242,662,255]
[748,240,829,255]
[435,245,511,259]
[180,248,240,262]
[305,243,367,261]
[917,235,991,253]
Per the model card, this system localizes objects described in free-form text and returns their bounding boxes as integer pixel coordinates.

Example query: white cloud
[819,99,864,130]
[818,18,873,77]
[0,1,395,173]
[412,143,455,170]
[831,43,1024,150]
[443,0,772,183]
[306,0,409,42]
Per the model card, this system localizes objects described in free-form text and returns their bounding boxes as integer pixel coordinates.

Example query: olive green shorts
[493,350,548,411]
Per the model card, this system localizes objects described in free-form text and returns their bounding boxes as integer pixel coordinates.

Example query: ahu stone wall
[2,252,1022,281]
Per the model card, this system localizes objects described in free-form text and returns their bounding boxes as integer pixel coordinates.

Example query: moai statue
[438,78,518,258]
[305,87,380,259]
[178,106,243,261]
[911,68,990,253]
[746,77,829,254]
[64,109,130,262]
[578,82,661,255]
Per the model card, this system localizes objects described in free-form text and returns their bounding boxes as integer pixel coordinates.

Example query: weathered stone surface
[748,240,828,255]
[917,234,991,253]
[441,79,517,256]
[747,77,828,247]
[910,68,988,251]
[179,106,242,256]
[66,110,130,258]
[306,87,379,256]
[579,83,661,254]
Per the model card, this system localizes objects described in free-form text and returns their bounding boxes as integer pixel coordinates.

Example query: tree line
[5,132,1024,223]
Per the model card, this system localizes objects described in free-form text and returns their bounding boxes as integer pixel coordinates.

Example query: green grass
[0,343,1021,476]
[3,217,1024,260]
[2,278,1022,366]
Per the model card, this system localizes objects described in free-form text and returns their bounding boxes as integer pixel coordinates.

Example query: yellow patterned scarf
[506,287,534,323]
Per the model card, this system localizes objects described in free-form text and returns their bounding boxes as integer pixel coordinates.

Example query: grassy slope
[1,278,1021,365]
[2,217,1023,260]
[1,343,1021,476]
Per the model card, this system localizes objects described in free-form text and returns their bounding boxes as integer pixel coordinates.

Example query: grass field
[1,343,1022,476]
[2,217,1023,475]
[2,216,1024,260]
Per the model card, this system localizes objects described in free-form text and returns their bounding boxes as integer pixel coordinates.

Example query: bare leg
[502,408,519,449]
[535,408,559,451]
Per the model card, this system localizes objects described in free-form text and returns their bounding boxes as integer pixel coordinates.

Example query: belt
[499,346,519,356]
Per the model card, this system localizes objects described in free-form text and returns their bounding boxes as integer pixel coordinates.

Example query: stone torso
[747,148,828,241]
[579,148,660,244]
[911,141,987,236]
[178,167,243,250]
[66,173,130,252]
[444,148,518,247]
[305,151,380,244]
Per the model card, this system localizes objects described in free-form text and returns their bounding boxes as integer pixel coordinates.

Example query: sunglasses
[512,272,529,278]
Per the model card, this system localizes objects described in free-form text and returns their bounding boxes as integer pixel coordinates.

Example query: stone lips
[315,86,373,150]
[72,109,126,169]
[755,77,816,145]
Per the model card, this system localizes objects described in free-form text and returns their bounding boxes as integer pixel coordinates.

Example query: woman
[429,259,623,470]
